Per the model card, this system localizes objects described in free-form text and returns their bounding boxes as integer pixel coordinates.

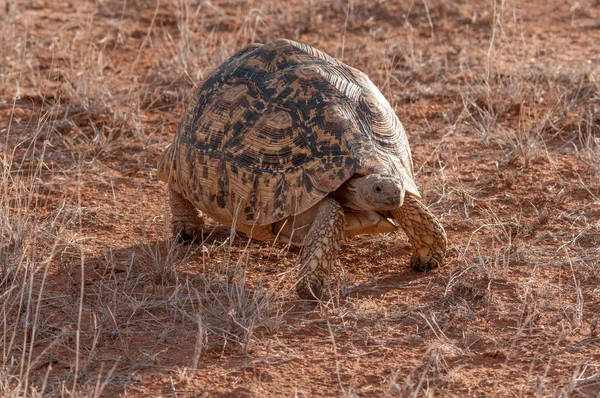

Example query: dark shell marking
[160,39,418,226]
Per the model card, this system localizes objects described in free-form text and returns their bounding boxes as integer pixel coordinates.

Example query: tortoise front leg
[296,197,345,300]
[392,194,447,271]
[169,188,205,243]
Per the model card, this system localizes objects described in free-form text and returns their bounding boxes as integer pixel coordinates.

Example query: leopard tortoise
[158,39,447,299]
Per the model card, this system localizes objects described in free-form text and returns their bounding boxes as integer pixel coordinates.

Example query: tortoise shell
[158,39,419,226]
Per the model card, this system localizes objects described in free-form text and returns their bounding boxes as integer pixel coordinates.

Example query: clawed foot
[392,195,447,273]
[410,242,446,272]
[296,276,324,300]
[410,252,442,272]
[172,220,203,244]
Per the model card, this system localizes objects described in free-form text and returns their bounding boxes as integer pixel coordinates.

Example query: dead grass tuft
[1,0,599,395]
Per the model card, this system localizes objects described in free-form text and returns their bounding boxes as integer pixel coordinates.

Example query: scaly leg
[169,188,205,243]
[296,197,345,300]
[392,194,447,271]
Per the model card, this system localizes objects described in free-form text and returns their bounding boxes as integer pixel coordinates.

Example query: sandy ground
[1,0,599,396]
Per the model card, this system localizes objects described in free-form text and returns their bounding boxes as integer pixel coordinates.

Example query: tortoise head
[336,174,405,210]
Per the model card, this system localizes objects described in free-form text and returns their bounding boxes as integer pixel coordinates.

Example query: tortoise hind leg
[296,197,345,300]
[392,194,447,271]
[169,188,205,243]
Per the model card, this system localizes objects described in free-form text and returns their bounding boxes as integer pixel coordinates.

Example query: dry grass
[1,0,599,396]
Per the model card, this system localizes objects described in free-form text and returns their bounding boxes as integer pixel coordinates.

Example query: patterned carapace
[159,39,418,226]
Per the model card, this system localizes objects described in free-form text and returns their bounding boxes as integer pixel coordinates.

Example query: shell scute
[159,39,417,226]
